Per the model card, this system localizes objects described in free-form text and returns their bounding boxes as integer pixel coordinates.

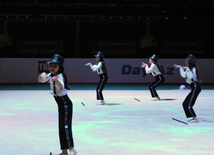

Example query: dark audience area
[0,0,213,58]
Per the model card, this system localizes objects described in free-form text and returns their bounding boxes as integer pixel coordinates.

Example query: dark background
[0,0,213,58]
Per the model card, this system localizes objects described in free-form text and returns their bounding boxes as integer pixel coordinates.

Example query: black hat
[149,54,158,62]
[47,54,64,67]
[94,51,104,59]
[185,54,197,65]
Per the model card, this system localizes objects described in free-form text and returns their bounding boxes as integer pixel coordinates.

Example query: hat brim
[47,61,60,64]
[184,59,196,65]
[94,54,101,58]
[184,58,192,63]
[149,57,158,61]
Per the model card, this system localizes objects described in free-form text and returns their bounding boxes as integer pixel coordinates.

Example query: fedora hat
[149,54,158,62]
[94,51,104,59]
[47,54,64,67]
[185,54,197,65]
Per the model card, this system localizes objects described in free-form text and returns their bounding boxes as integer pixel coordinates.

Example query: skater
[174,54,201,123]
[141,54,165,100]
[38,54,77,155]
[85,51,108,105]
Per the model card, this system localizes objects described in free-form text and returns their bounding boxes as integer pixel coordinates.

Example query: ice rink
[0,86,214,155]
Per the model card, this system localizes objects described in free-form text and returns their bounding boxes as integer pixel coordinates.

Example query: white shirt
[90,62,105,74]
[180,67,198,84]
[145,63,162,76]
[43,73,67,97]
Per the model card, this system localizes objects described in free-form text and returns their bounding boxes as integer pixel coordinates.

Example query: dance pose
[141,54,165,100]
[38,54,77,155]
[85,51,108,105]
[174,54,201,123]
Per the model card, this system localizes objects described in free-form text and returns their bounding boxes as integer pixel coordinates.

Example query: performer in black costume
[174,54,201,123]
[141,54,165,101]
[85,51,108,105]
[38,54,77,155]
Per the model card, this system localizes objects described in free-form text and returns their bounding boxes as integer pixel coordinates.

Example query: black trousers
[183,82,201,118]
[96,73,108,100]
[54,95,74,150]
[149,75,165,98]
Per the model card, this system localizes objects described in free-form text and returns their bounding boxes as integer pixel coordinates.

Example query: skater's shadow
[160,99,177,101]
[198,118,214,122]
[105,103,122,106]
